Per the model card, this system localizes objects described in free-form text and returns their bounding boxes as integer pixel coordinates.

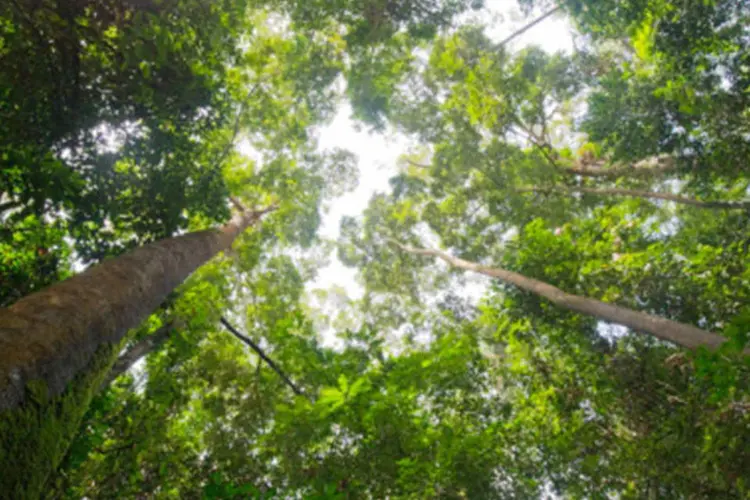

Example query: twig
[209,82,261,173]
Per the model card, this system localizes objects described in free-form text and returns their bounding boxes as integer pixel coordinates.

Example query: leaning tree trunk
[518,186,750,210]
[0,205,274,499]
[563,155,679,179]
[390,241,743,353]
[99,320,180,391]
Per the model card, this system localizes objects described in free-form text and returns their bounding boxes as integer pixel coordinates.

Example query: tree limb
[229,196,247,212]
[100,320,181,391]
[209,82,262,174]
[497,6,563,48]
[406,159,431,169]
[220,317,307,398]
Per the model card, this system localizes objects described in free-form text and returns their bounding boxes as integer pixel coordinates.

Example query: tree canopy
[1,0,749,498]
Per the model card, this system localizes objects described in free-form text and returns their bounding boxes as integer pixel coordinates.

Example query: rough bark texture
[0,206,273,412]
[100,321,178,391]
[392,242,737,352]
[519,186,750,210]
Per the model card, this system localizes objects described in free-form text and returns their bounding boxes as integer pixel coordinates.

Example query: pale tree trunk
[99,321,180,391]
[0,205,276,411]
[519,186,750,210]
[390,241,742,353]
[496,6,561,47]
[564,155,680,179]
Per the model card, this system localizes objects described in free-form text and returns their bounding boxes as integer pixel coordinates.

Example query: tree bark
[99,321,179,391]
[518,185,750,210]
[0,204,276,411]
[390,241,741,353]
[563,155,679,179]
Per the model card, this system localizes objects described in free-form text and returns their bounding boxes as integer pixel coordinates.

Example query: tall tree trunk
[519,186,750,210]
[563,155,680,179]
[99,321,179,391]
[390,241,741,353]
[0,205,275,499]
[0,204,275,411]
[496,6,562,47]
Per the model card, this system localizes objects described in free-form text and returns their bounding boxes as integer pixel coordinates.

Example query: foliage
[2,0,750,498]
[0,340,124,499]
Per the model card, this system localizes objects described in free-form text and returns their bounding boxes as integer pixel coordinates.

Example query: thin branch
[497,6,563,48]
[220,317,307,398]
[387,239,742,353]
[209,83,261,173]
[406,159,431,169]
[250,202,280,219]
[513,118,560,168]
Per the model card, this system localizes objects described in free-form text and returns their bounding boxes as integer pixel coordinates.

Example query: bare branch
[220,317,307,398]
[497,7,563,48]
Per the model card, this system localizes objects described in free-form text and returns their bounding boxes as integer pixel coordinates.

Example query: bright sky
[310,1,575,300]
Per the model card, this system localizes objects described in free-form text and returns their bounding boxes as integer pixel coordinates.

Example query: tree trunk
[0,204,275,411]
[0,199,21,214]
[99,321,178,391]
[519,186,750,210]
[391,241,741,353]
[564,155,679,179]
[497,6,562,47]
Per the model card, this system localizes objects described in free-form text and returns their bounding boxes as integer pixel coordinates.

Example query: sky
[309,1,575,301]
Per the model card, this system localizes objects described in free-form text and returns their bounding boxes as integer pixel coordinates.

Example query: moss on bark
[0,339,124,499]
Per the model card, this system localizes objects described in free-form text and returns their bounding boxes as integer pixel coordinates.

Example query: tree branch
[220,317,307,398]
[497,6,563,48]
[100,320,180,391]
[229,196,247,212]
[0,199,21,214]
[513,118,560,168]
[231,202,280,233]
[209,83,261,174]
[406,159,431,169]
